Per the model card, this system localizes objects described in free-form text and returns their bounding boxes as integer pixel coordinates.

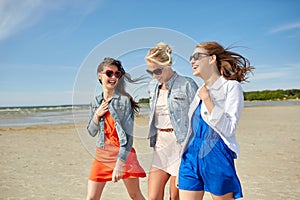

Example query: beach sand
[0,105,299,200]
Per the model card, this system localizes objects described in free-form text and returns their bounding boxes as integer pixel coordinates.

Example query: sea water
[0,101,298,127]
[0,105,90,127]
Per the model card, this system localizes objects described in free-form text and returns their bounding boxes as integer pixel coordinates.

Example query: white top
[154,89,173,129]
[181,76,244,158]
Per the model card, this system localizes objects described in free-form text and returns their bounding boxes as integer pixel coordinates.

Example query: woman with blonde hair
[145,42,198,200]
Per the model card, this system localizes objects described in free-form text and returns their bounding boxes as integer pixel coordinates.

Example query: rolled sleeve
[86,100,100,137]
[118,147,131,162]
[87,120,100,137]
[117,99,134,162]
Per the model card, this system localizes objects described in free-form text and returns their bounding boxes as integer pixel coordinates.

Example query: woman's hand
[197,85,210,101]
[112,159,124,183]
[198,85,214,114]
[93,100,109,123]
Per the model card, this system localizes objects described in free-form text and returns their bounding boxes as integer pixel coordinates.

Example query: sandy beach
[0,105,299,200]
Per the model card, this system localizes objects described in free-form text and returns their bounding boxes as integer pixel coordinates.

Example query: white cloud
[242,63,300,91]
[0,0,101,40]
[0,0,44,40]
[269,22,300,34]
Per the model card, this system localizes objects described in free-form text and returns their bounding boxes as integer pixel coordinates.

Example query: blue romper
[178,101,243,199]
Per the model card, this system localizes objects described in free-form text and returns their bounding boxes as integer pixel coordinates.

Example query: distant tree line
[139,98,150,103]
[243,89,300,101]
[138,89,300,103]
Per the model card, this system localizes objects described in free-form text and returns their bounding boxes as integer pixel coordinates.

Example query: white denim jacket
[181,76,244,158]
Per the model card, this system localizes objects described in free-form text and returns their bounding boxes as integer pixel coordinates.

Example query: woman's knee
[148,191,164,200]
[128,191,138,199]
[86,190,102,200]
[128,189,145,200]
[169,190,179,200]
[86,194,98,200]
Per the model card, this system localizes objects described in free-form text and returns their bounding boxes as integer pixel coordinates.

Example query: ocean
[0,105,90,127]
[0,103,150,127]
[0,101,299,127]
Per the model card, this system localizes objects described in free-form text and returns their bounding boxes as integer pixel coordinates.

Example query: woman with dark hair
[178,42,254,200]
[86,57,146,200]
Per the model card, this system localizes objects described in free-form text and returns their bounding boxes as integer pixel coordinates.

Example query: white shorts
[151,130,182,176]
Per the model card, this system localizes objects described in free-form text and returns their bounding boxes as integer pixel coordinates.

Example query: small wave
[0,104,89,113]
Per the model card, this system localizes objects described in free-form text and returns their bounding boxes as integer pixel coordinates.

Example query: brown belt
[158,128,174,132]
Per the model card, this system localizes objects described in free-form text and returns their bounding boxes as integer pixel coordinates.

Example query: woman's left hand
[112,159,124,182]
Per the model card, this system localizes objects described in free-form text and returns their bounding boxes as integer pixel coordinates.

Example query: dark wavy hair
[97,57,147,113]
[197,42,254,83]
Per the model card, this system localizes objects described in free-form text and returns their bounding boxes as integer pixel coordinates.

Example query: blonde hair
[145,42,172,66]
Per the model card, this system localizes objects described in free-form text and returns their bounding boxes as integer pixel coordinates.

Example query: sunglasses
[189,52,211,61]
[146,68,164,76]
[102,70,123,78]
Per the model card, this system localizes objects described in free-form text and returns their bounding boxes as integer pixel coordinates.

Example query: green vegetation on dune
[243,89,300,101]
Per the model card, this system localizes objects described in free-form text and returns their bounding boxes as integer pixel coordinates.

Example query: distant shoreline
[0,101,299,127]
[244,99,300,107]
[0,99,300,109]
[0,104,89,110]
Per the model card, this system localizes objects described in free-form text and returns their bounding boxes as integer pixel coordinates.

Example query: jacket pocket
[172,92,188,111]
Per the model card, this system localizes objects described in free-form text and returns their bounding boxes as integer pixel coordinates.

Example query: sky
[0,0,299,107]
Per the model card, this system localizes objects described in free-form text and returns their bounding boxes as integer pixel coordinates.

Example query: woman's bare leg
[179,190,204,200]
[169,176,179,200]
[86,180,106,200]
[211,192,234,200]
[123,178,145,200]
[148,167,170,200]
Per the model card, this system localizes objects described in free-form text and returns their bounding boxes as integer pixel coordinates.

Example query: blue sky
[0,0,299,106]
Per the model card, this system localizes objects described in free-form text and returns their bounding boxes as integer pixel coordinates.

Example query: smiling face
[146,60,169,84]
[98,64,120,91]
[190,47,212,78]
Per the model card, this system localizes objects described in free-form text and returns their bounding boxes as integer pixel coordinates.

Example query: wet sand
[0,105,299,199]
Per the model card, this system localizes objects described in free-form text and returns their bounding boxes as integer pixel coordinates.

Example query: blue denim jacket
[148,72,198,147]
[87,92,134,162]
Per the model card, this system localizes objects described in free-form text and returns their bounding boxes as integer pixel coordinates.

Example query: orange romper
[89,112,146,182]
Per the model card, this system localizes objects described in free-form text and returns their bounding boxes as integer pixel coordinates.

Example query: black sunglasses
[102,70,123,78]
[189,52,211,61]
[146,68,164,76]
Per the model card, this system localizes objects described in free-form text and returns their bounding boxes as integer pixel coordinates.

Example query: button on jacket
[148,72,199,147]
[87,92,134,162]
[181,76,244,158]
